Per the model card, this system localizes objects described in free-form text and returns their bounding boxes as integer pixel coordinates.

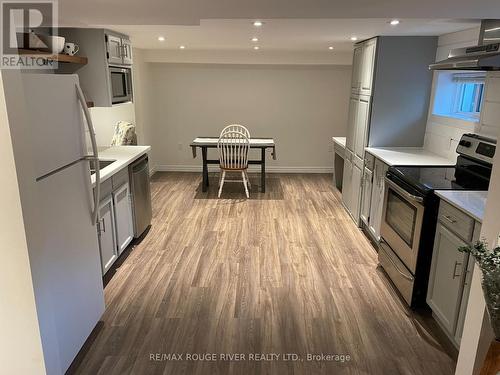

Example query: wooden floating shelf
[17,49,88,65]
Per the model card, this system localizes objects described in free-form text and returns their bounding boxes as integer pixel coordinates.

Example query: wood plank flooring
[69,172,456,375]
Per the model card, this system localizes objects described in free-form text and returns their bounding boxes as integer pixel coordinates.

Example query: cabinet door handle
[452,261,462,279]
[443,215,457,224]
[100,218,106,233]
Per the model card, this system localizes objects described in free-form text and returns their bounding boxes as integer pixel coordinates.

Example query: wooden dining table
[190,137,276,193]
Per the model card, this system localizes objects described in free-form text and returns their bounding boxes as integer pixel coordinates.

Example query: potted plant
[459,241,500,340]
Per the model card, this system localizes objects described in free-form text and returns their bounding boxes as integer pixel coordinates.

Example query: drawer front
[112,168,129,191]
[439,201,475,242]
[96,178,112,201]
[364,153,375,171]
[379,240,415,306]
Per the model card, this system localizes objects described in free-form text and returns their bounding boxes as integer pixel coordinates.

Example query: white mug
[64,42,79,56]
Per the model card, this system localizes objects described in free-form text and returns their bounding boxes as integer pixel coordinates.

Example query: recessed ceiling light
[350,36,358,41]
[251,37,259,42]
[253,21,263,27]
[390,19,400,26]
[158,36,165,42]
[179,45,186,49]
[253,46,260,50]
[328,46,334,50]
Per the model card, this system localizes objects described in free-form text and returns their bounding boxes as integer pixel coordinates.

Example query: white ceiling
[59,0,500,26]
[104,19,479,51]
[56,0,497,51]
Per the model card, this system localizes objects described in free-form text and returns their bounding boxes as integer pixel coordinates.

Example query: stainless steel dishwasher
[129,155,152,237]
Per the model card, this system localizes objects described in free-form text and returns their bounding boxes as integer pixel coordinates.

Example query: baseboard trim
[153,165,333,174]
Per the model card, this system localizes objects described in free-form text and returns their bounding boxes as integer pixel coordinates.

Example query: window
[432,72,486,123]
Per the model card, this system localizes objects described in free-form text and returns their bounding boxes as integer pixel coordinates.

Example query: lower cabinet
[360,166,373,225]
[367,158,389,241]
[98,196,118,274]
[427,201,480,348]
[341,149,362,224]
[97,173,135,275]
[427,223,468,334]
[113,183,134,255]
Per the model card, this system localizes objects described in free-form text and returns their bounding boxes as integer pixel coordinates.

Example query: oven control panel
[456,133,496,165]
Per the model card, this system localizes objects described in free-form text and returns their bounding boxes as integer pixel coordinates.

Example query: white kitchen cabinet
[427,223,468,335]
[342,150,353,214]
[345,97,358,152]
[351,163,362,223]
[354,96,371,160]
[112,183,134,255]
[427,212,480,348]
[360,39,377,96]
[351,46,363,93]
[360,166,373,225]
[367,158,389,241]
[121,38,133,65]
[455,255,475,344]
[342,149,363,224]
[106,34,123,65]
[97,196,118,274]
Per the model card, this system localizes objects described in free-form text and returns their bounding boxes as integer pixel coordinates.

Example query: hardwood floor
[69,172,456,375]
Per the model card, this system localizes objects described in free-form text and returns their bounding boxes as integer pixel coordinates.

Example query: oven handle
[384,177,424,204]
[380,239,414,281]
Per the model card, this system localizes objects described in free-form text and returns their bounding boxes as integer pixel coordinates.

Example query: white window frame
[452,80,484,121]
[430,71,486,125]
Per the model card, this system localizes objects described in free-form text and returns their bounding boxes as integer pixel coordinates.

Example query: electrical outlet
[178,143,183,151]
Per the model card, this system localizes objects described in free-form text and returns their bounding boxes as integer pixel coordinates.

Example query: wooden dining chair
[220,124,250,139]
[217,127,250,198]
[220,124,251,189]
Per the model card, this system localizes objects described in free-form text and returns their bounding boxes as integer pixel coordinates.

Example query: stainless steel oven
[110,66,133,104]
[381,177,424,274]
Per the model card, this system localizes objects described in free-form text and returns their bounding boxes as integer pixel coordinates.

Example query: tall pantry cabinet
[342,36,437,224]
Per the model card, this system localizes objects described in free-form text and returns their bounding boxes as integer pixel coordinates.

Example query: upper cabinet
[106,33,133,66]
[351,39,377,96]
[351,46,363,93]
[57,28,133,107]
[360,39,376,96]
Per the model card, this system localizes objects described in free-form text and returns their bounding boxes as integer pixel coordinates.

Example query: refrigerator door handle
[76,83,100,224]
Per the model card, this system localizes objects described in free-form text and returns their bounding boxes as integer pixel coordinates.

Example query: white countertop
[435,190,487,223]
[332,137,346,149]
[365,147,456,167]
[91,145,151,187]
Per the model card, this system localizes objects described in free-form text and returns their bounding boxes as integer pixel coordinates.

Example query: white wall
[0,71,47,374]
[133,57,351,173]
[89,102,136,147]
[139,48,353,66]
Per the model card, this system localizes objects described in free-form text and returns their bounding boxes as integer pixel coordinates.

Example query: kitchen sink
[90,159,116,174]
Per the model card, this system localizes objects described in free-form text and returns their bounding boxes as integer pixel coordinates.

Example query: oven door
[110,67,133,104]
[381,176,425,274]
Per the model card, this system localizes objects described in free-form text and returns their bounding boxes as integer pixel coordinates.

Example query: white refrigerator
[3,73,104,374]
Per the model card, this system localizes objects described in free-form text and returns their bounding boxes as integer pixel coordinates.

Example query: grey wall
[139,62,352,172]
[369,36,438,148]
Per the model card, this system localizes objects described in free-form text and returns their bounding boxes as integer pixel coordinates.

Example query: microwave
[110,66,133,104]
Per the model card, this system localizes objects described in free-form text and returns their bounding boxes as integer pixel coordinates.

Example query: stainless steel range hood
[430,20,500,70]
